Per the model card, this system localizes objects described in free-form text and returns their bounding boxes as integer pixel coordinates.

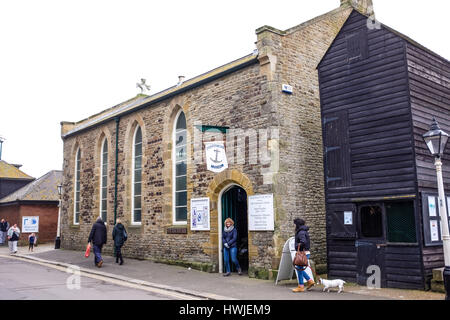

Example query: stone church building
[60,0,374,277]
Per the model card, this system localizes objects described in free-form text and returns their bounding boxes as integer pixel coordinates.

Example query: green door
[221,186,248,272]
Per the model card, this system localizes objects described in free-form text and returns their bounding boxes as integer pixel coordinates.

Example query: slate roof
[0,170,62,204]
[0,160,34,180]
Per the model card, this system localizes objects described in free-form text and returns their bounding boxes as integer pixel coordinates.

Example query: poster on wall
[430,220,440,242]
[428,196,437,217]
[344,211,353,225]
[205,142,228,173]
[22,216,39,233]
[248,194,274,231]
[190,198,210,231]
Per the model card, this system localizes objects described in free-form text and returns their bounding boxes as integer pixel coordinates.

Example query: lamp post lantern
[55,184,62,249]
[423,117,450,300]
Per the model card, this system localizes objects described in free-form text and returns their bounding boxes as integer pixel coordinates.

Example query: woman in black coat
[292,218,314,292]
[112,218,127,265]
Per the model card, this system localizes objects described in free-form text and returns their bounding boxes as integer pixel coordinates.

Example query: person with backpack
[112,218,127,265]
[7,224,20,254]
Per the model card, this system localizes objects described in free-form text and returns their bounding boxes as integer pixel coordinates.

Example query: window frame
[172,110,188,225]
[131,126,143,225]
[100,138,108,222]
[74,148,81,225]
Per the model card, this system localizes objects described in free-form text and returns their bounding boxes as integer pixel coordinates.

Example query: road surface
[0,255,196,300]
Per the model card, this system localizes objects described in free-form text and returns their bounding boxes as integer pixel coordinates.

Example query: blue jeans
[223,246,241,273]
[295,254,310,285]
[93,245,103,265]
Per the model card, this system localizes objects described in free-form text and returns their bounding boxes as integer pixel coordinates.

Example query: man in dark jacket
[88,217,107,267]
[112,218,127,265]
[0,219,9,245]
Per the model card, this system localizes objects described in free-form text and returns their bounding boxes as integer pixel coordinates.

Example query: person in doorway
[292,218,315,292]
[0,219,9,245]
[28,233,37,252]
[88,216,107,268]
[222,218,242,276]
[7,224,20,254]
[112,218,127,265]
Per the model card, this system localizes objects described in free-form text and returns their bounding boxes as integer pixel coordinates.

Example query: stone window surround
[131,125,143,226]
[172,109,188,225]
[99,137,108,222]
[73,147,81,226]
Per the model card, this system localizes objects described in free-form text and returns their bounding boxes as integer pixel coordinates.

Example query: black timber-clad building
[317,10,450,289]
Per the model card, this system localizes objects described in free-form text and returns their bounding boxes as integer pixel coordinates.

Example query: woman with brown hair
[222,218,242,276]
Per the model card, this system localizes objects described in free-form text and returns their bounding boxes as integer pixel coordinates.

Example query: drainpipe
[114,116,120,225]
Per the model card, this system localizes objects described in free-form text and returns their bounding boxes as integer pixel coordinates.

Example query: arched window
[74,148,81,225]
[132,126,142,224]
[173,111,187,224]
[100,138,108,222]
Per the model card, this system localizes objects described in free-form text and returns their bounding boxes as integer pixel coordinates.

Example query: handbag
[85,243,91,258]
[293,244,308,267]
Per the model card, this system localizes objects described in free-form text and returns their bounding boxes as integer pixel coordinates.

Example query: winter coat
[222,226,238,248]
[294,225,310,251]
[88,218,107,247]
[112,223,127,247]
[0,221,9,232]
[7,227,20,241]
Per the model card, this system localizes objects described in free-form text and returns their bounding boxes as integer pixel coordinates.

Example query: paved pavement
[0,256,180,300]
[0,243,445,300]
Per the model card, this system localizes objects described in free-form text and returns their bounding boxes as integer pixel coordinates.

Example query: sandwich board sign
[275,237,314,285]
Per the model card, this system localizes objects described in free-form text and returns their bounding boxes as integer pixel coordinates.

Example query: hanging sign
[22,216,39,233]
[190,198,210,231]
[205,141,228,173]
[248,194,274,231]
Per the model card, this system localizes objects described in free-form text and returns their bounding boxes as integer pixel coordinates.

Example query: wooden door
[356,203,387,287]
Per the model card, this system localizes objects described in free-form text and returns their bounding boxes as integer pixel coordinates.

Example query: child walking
[28,233,36,252]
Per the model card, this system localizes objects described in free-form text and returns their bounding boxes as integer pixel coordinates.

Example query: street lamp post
[55,184,62,249]
[423,117,450,300]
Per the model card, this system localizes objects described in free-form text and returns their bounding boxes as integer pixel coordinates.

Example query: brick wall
[0,202,58,244]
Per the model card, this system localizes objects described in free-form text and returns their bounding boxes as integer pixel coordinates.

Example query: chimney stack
[340,0,374,16]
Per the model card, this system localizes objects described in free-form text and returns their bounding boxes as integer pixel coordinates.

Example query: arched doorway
[220,185,248,273]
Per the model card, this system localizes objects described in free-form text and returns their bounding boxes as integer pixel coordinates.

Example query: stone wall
[61,62,275,272]
[256,7,354,266]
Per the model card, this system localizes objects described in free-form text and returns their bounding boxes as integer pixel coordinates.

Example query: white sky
[0,0,449,179]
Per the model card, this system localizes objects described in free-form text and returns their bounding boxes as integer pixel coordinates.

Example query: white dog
[318,278,346,293]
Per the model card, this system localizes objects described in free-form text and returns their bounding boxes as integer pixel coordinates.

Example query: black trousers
[115,245,123,263]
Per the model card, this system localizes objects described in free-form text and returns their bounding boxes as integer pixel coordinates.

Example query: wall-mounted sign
[344,211,353,225]
[248,194,274,231]
[430,220,439,242]
[205,142,228,173]
[22,216,39,233]
[190,198,210,231]
[282,84,293,94]
[428,196,437,217]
